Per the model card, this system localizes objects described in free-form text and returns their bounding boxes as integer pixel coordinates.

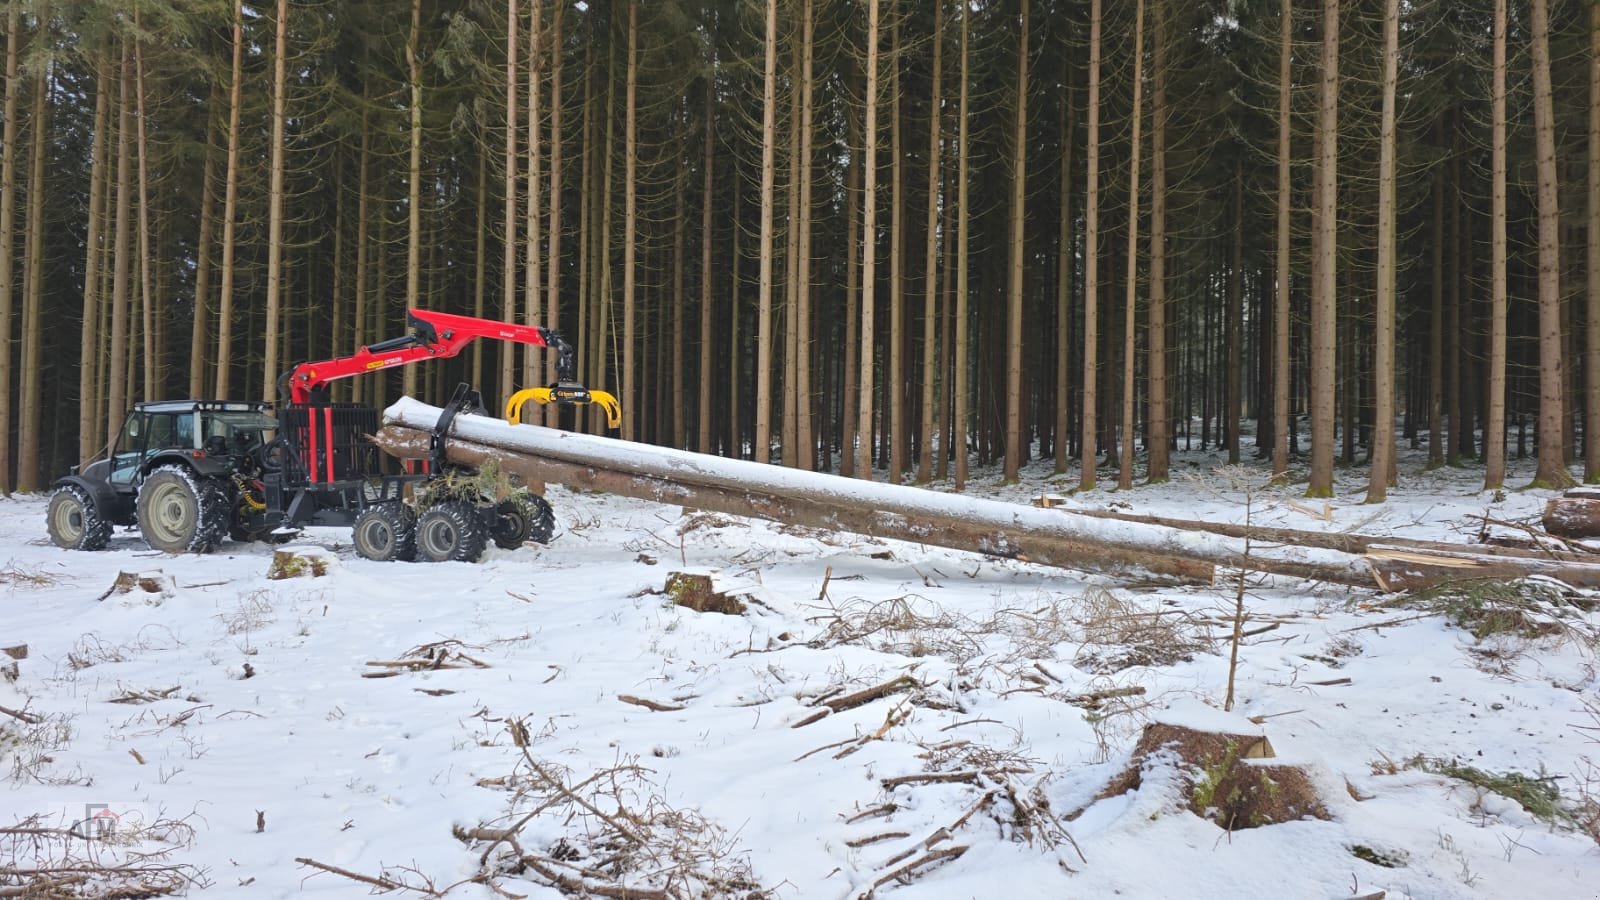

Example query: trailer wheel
[46,484,112,551]
[353,503,418,562]
[491,492,555,549]
[415,501,488,563]
[136,467,227,553]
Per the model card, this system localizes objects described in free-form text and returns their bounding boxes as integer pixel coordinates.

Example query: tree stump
[1095,720,1330,829]
[268,548,334,580]
[665,572,745,616]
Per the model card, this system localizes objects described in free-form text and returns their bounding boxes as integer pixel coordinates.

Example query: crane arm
[283,309,577,405]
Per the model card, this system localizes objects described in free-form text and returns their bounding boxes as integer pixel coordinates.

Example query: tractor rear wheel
[137,467,227,554]
[46,485,112,551]
[415,501,488,563]
[353,503,418,562]
[490,492,555,549]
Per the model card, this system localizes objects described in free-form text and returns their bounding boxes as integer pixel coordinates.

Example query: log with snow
[377,398,1600,590]
[380,399,1360,586]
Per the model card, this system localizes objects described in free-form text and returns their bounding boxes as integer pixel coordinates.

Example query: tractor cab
[90,401,276,491]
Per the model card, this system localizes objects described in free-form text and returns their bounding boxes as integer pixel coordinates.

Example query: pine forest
[3,0,1599,501]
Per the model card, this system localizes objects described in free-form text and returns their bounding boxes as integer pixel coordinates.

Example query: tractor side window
[174,414,196,449]
[145,415,176,450]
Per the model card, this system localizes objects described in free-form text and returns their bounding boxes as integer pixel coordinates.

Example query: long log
[375,399,1600,591]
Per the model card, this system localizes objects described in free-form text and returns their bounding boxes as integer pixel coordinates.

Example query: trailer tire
[353,503,419,562]
[47,484,112,551]
[136,467,227,554]
[415,501,487,563]
[491,492,555,549]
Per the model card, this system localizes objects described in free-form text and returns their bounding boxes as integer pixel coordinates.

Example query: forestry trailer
[45,309,620,564]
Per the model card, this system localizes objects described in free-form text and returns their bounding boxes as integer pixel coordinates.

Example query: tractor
[45,309,619,563]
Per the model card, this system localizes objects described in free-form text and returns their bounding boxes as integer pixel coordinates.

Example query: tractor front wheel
[46,485,112,551]
[353,503,418,562]
[415,501,488,563]
[137,467,227,554]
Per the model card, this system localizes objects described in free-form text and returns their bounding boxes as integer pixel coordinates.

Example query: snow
[3,437,1600,899]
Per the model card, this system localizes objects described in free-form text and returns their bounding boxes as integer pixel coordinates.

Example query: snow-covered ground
[3,442,1599,899]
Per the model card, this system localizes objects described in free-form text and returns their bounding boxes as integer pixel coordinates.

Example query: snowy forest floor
[3,441,1600,899]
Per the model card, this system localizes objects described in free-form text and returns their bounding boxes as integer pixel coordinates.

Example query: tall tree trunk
[672,130,687,448]
[524,0,543,388]
[953,0,970,489]
[501,0,519,404]
[918,0,943,484]
[889,11,905,483]
[857,0,880,479]
[698,71,715,454]
[1080,0,1102,491]
[215,1,244,400]
[0,1,19,491]
[622,0,638,440]
[1586,0,1600,482]
[1488,0,1510,488]
[1226,166,1241,465]
[404,0,424,398]
[756,0,776,462]
[1531,0,1572,487]
[544,0,564,422]
[473,148,487,389]
[263,0,289,402]
[1307,0,1339,498]
[1118,0,1144,489]
[1055,70,1074,477]
[1272,0,1292,481]
[133,4,155,402]
[108,42,132,434]
[843,112,861,477]
[796,0,815,470]
[17,11,48,492]
[1147,0,1168,483]
[352,98,371,404]
[1367,0,1399,501]
[79,58,110,464]
[1004,1,1028,484]
[190,97,217,400]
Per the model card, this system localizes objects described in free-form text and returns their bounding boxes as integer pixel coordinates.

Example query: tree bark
[79,56,111,465]
[755,0,776,462]
[953,3,970,489]
[918,0,943,485]
[524,0,543,391]
[1530,0,1571,487]
[263,0,289,402]
[1586,0,1600,482]
[1488,0,1510,488]
[1004,1,1028,484]
[405,0,424,399]
[17,7,48,491]
[1148,0,1169,484]
[215,0,244,401]
[1119,0,1144,490]
[545,0,564,422]
[0,0,19,491]
[1080,0,1102,491]
[857,0,880,480]
[1307,0,1339,498]
[1367,0,1398,502]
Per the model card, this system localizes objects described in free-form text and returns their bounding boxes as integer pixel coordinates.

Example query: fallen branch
[617,694,685,712]
[295,857,439,896]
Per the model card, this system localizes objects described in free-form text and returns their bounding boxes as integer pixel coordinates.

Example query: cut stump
[665,572,745,616]
[1094,721,1330,830]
